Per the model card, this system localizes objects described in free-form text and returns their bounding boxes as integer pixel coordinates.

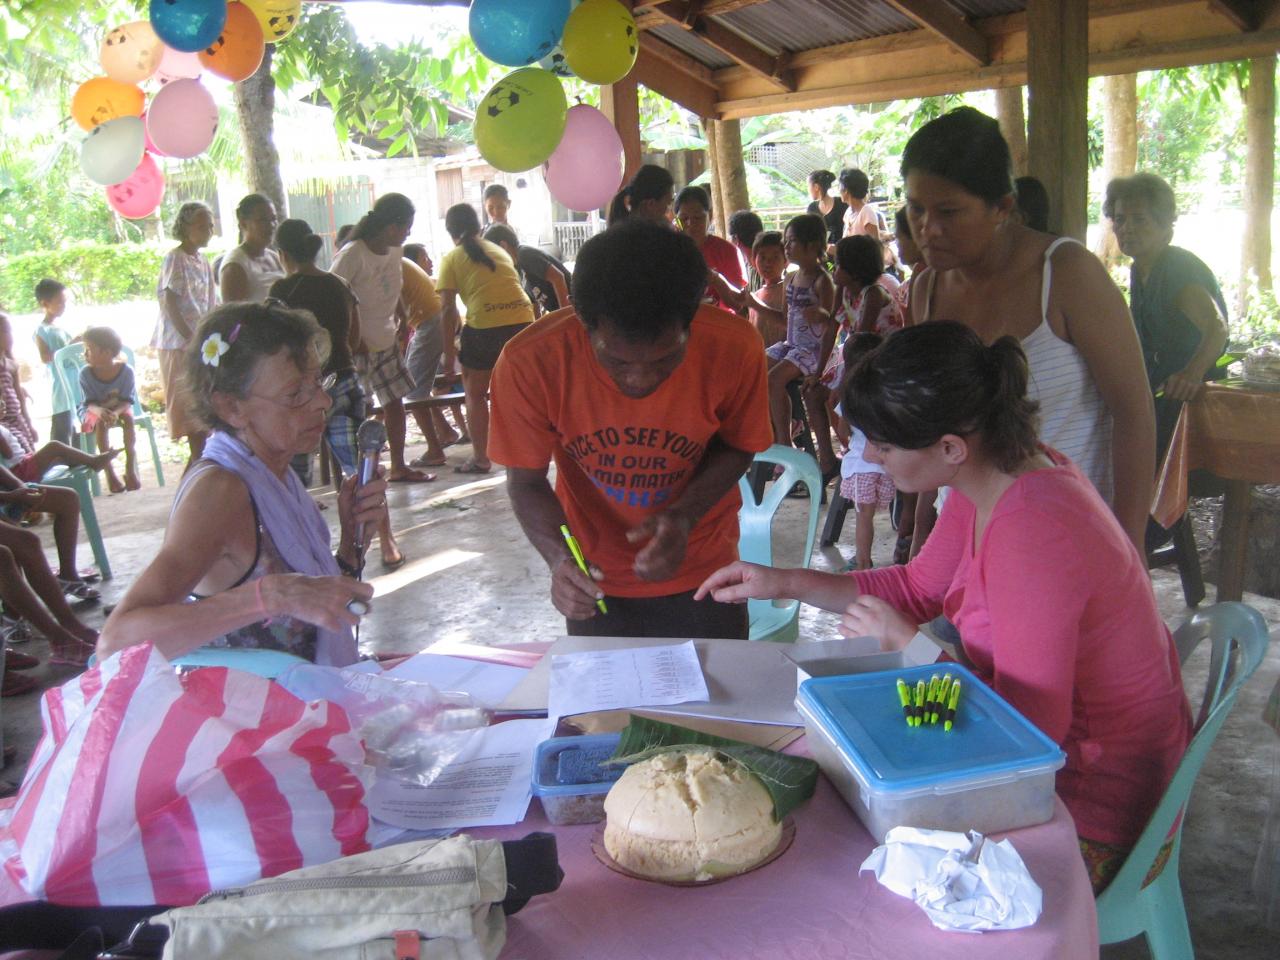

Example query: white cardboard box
[782,632,944,689]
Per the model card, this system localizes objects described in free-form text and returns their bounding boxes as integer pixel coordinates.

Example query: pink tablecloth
[471,743,1099,960]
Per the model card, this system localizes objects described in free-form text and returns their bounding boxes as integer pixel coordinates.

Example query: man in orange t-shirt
[489,221,772,638]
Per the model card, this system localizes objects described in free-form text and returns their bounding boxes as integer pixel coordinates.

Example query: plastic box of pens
[796,664,1065,843]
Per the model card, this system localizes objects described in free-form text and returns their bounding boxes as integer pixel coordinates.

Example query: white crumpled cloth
[860,827,1043,932]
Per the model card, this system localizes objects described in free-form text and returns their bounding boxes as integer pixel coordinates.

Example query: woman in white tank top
[900,107,1155,554]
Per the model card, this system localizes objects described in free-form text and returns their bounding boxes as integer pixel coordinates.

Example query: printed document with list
[547,640,710,719]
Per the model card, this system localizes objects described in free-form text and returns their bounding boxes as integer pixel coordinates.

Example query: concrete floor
[2,439,1279,958]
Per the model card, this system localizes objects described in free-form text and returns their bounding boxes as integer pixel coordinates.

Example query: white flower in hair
[201,332,230,367]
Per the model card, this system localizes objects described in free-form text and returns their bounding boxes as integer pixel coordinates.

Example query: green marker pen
[896,678,913,727]
[914,679,926,727]
[934,675,952,725]
[944,679,962,732]
[925,674,941,724]
[559,524,608,614]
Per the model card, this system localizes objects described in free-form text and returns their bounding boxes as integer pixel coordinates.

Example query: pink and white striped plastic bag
[0,644,373,906]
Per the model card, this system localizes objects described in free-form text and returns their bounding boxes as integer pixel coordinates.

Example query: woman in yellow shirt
[438,203,534,474]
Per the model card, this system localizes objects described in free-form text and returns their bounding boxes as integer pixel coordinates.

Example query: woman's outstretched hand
[694,561,785,603]
[839,595,916,651]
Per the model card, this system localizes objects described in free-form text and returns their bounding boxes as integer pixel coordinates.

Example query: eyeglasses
[250,373,330,409]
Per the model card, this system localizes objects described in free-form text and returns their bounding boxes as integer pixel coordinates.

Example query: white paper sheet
[366,718,556,830]
[385,653,529,708]
[546,641,710,720]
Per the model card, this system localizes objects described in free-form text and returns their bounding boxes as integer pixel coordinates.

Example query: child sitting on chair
[78,326,139,493]
[749,213,835,448]
[835,332,897,570]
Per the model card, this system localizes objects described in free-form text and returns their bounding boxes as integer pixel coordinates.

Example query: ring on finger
[347,599,370,617]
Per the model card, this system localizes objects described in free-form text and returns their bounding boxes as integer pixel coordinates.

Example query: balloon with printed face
[149,0,227,53]
[100,20,164,84]
[563,0,637,85]
[242,0,301,43]
[470,0,571,67]
[81,116,147,186]
[198,2,265,82]
[537,0,581,76]
[71,77,146,132]
[474,68,568,173]
[544,104,623,211]
[146,78,218,158]
[107,153,166,219]
[155,44,203,83]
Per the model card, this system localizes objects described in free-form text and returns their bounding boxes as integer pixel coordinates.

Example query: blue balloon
[470,0,571,68]
[149,0,227,54]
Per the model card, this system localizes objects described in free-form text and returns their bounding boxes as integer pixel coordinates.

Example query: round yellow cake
[602,748,781,882]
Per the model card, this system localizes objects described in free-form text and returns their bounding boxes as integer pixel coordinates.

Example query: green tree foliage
[0,240,165,312]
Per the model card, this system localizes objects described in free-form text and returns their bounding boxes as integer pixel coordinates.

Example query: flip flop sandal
[409,455,447,468]
[4,649,40,671]
[1,672,38,697]
[59,578,101,604]
[453,460,492,475]
[389,470,438,483]
[382,553,407,571]
[48,646,93,668]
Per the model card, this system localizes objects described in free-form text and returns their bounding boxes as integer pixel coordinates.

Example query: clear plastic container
[531,733,625,825]
[796,664,1066,843]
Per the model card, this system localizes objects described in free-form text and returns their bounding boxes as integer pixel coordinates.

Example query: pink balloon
[543,104,623,212]
[139,110,168,156]
[106,153,166,219]
[146,78,218,158]
[155,45,202,84]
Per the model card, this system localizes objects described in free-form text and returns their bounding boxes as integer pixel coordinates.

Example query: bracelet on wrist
[336,553,363,578]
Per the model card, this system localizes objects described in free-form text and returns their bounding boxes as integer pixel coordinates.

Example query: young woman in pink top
[698,321,1191,892]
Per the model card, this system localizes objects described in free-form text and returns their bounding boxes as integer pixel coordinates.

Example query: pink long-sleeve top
[852,450,1191,847]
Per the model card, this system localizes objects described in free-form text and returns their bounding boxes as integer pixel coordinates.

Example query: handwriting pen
[934,675,952,726]
[559,524,608,614]
[914,679,926,727]
[896,678,913,728]
[944,679,962,732]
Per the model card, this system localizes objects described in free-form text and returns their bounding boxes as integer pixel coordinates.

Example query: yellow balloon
[562,0,637,86]
[242,0,301,43]
[474,68,568,173]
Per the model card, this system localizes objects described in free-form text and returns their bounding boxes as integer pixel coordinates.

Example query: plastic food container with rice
[532,732,625,825]
[796,663,1065,843]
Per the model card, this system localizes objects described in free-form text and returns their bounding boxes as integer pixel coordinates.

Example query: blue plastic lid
[797,664,1064,795]
[532,733,625,798]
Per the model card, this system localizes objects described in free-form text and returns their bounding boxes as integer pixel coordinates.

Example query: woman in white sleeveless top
[901,107,1154,554]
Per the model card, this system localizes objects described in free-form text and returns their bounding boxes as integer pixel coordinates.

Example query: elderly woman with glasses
[97,302,384,666]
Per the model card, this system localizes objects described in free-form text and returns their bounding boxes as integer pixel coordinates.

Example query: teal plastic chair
[52,342,167,492]
[1096,601,1270,959]
[736,444,822,643]
[170,646,309,679]
[40,464,111,580]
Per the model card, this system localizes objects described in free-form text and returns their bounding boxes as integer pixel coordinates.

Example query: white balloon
[80,115,147,186]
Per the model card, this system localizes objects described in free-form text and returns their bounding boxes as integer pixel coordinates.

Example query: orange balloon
[198,2,265,82]
[71,76,145,132]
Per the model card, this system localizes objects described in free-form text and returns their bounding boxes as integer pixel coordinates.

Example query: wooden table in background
[1154,380,1280,602]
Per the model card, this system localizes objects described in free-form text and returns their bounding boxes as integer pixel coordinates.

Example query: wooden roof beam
[633,34,720,118]
[882,0,990,64]
[633,0,770,29]
[635,1,795,91]
[1206,0,1272,30]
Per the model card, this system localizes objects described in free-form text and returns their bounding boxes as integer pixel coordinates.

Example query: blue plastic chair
[40,464,111,580]
[1096,601,1270,959]
[52,343,166,493]
[170,646,309,679]
[736,445,822,643]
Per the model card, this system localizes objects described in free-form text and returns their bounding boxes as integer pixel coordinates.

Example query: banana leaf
[606,715,818,822]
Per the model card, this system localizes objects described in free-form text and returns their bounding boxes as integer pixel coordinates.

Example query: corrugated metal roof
[721,0,918,54]
[650,22,737,70]
[644,0,1028,72]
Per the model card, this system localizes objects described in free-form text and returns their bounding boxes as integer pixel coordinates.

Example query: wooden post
[601,74,643,187]
[702,118,727,237]
[713,118,751,237]
[1243,54,1275,302]
[994,86,1027,177]
[1096,72,1138,263]
[1026,0,1088,240]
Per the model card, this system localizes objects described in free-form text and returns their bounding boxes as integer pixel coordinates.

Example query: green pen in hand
[560,524,608,615]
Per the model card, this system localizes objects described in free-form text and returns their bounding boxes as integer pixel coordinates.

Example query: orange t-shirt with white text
[489,304,772,598]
